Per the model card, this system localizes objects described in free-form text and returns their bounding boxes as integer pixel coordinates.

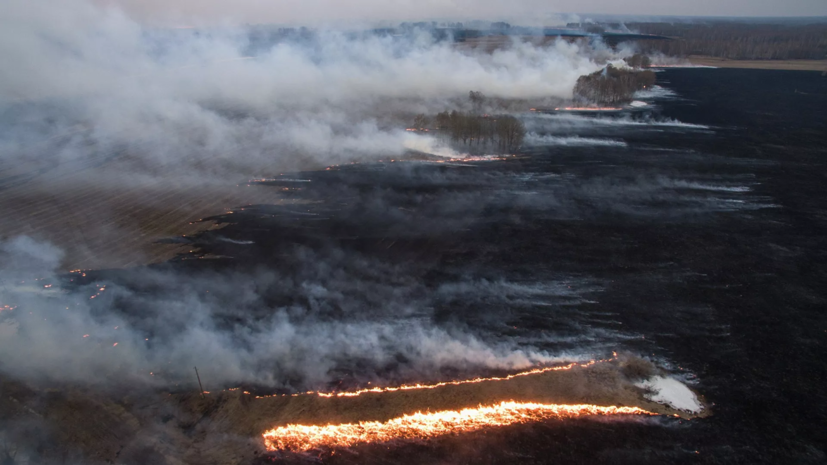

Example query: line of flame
[253,359,609,399]
[554,107,624,111]
[262,401,654,451]
[316,359,600,398]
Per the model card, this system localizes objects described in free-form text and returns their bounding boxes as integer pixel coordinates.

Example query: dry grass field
[0,154,301,271]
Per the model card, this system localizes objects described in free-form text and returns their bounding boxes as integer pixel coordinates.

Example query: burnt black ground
[82,69,827,463]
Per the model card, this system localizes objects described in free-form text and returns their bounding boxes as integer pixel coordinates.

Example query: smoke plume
[0,0,621,180]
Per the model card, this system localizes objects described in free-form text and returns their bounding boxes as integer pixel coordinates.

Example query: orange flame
[254,359,605,400]
[251,359,615,400]
[316,360,598,398]
[554,107,623,111]
[263,401,654,451]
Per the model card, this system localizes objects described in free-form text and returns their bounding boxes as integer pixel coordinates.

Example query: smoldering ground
[0,0,665,275]
[0,131,764,393]
[0,49,762,395]
[1,21,825,458]
[0,237,579,390]
[0,137,744,465]
[0,4,744,463]
[0,1,669,394]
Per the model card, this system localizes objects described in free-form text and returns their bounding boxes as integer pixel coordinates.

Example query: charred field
[2,68,827,464]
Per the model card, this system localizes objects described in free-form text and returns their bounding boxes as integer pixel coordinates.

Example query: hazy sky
[102,0,827,25]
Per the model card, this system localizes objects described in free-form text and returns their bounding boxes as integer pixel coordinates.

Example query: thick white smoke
[0,0,616,178]
[0,1,646,391]
[0,236,583,390]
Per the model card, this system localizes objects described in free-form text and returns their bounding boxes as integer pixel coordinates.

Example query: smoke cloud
[0,235,588,390]
[100,0,827,25]
[0,1,638,391]
[0,0,622,182]
[0,0,749,394]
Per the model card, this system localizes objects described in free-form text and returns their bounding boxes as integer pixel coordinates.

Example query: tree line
[412,115,523,155]
[409,92,526,153]
[574,65,657,104]
[630,22,827,60]
[428,112,524,153]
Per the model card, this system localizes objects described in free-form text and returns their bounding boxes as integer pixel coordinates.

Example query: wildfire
[254,359,604,400]
[554,107,623,111]
[318,360,599,398]
[253,359,609,400]
[263,401,654,451]
[87,284,107,300]
[424,155,509,165]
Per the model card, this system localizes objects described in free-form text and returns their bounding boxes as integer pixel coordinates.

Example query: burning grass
[247,358,703,453]
[263,401,655,451]
[0,357,704,463]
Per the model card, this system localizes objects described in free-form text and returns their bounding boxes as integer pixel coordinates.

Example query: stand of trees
[413,111,524,153]
[435,111,525,153]
[411,91,525,153]
[574,65,656,104]
[630,22,827,60]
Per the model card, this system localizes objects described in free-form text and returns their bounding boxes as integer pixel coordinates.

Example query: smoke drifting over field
[0,0,630,180]
[0,145,764,391]
[2,0,826,453]
[0,0,657,394]
[97,0,827,24]
[0,0,740,395]
[0,235,583,390]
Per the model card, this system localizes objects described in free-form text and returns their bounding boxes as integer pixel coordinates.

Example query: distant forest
[631,22,827,60]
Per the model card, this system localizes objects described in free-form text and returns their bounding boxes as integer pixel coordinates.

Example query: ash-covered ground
[2,68,826,464]
[232,69,827,463]
[180,69,827,463]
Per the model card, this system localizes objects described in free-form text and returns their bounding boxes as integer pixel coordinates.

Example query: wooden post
[194,366,204,398]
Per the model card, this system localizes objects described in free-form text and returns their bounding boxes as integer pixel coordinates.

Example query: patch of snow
[636,376,703,413]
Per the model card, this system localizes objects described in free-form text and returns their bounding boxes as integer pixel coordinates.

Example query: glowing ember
[554,107,623,111]
[253,359,608,399]
[263,401,654,451]
[315,360,599,398]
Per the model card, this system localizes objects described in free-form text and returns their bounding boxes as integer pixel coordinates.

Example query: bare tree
[430,111,525,153]
[412,114,429,130]
[574,65,656,104]
[632,22,827,60]
[469,91,486,114]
